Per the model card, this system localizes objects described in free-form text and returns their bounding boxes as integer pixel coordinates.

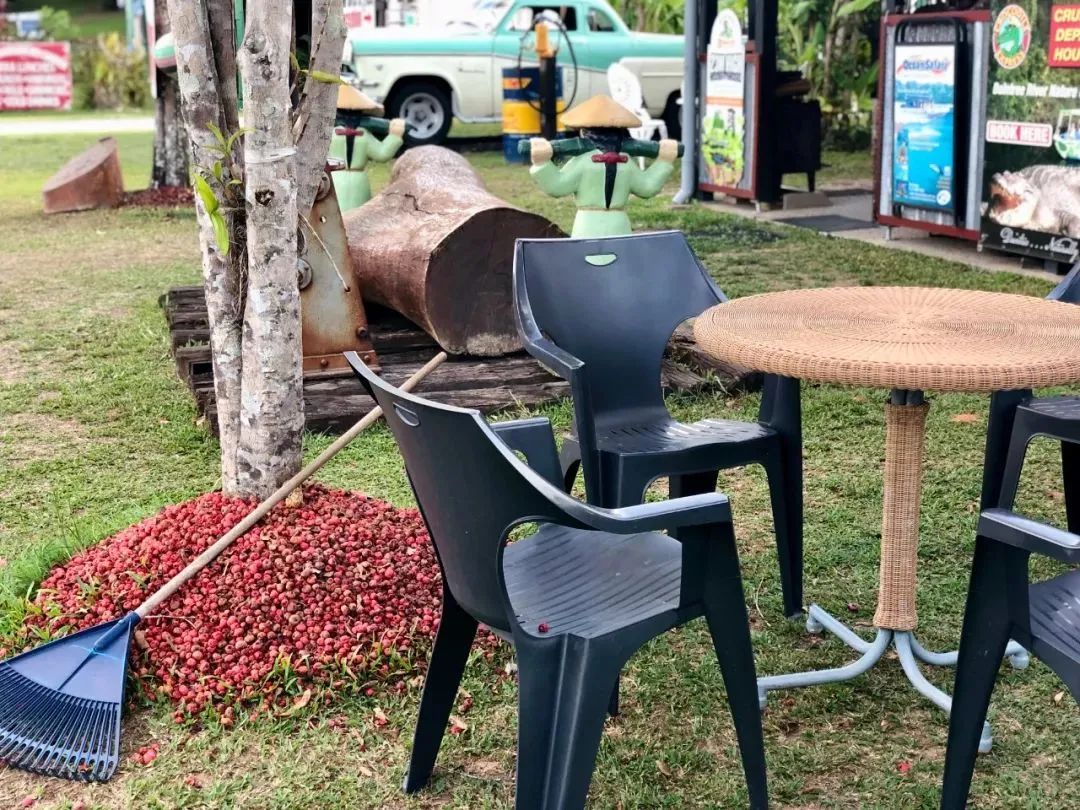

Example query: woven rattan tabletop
[694,286,1080,392]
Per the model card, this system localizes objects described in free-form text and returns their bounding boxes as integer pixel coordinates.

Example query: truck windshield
[470,0,516,31]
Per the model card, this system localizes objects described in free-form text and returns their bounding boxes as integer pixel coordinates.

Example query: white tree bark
[235,0,305,498]
[293,0,346,217]
[168,0,246,494]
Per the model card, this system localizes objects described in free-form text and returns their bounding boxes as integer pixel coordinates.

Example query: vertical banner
[702,9,745,187]
[0,41,73,111]
[981,0,1080,263]
[892,43,958,211]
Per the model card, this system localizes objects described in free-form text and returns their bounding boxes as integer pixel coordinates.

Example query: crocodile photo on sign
[986,166,1080,237]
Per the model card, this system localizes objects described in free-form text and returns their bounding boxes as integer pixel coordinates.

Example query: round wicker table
[694,286,1080,751]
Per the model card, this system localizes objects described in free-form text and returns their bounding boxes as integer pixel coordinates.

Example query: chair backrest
[514,231,724,419]
[1049,262,1080,304]
[607,61,645,115]
[347,355,559,631]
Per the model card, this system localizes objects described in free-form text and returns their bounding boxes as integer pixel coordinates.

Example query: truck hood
[348,27,490,57]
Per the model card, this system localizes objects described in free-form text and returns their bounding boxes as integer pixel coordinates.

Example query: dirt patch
[0,413,90,464]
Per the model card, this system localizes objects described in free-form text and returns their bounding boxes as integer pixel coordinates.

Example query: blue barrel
[501,66,565,163]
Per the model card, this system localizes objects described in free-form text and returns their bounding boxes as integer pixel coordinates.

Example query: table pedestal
[756,390,1030,753]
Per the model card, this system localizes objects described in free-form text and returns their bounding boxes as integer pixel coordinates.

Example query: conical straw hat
[561,94,641,129]
[337,85,385,116]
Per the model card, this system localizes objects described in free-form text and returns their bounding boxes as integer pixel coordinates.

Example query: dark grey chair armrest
[551,489,732,535]
[979,508,1080,564]
[492,417,563,489]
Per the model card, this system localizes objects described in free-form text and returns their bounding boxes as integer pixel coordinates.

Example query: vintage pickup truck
[343,0,685,145]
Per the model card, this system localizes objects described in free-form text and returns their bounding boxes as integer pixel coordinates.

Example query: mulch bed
[121,186,194,208]
[17,484,474,722]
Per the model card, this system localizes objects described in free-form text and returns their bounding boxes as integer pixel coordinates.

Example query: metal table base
[757,603,1030,753]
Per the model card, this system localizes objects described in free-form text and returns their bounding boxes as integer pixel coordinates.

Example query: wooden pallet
[161,286,737,436]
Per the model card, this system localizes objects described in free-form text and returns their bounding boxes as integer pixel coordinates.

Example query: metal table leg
[756,390,1031,752]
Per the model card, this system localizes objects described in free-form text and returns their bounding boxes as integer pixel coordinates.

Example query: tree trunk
[151,0,188,188]
[292,0,346,217]
[152,78,189,188]
[343,146,564,356]
[168,0,246,494]
[235,0,305,498]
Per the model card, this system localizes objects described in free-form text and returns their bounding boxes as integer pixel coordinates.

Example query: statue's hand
[530,137,553,166]
[658,139,679,163]
[389,118,406,138]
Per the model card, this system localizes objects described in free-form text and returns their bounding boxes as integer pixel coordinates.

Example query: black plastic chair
[941,507,1080,809]
[992,263,1080,528]
[345,352,768,810]
[513,230,804,619]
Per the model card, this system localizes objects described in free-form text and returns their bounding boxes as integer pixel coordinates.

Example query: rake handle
[133,352,449,619]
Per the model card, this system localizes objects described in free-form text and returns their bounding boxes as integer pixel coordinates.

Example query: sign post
[0,41,73,112]
[981,0,1080,266]
[702,9,746,188]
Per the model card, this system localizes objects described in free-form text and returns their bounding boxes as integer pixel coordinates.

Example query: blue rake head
[0,612,138,782]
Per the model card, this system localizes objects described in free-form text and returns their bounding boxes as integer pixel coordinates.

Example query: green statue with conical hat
[329,86,405,211]
[527,94,679,238]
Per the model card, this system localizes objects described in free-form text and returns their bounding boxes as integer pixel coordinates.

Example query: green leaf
[225,127,251,153]
[836,0,875,17]
[210,211,230,255]
[192,173,219,215]
[306,69,346,85]
[212,161,223,182]
[206,121,228,150]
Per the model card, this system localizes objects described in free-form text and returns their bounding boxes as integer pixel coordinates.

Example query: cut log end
[345,146,565,357]
[42,137,124,214]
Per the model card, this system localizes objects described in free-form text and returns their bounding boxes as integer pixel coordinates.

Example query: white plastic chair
[606,62,667,165]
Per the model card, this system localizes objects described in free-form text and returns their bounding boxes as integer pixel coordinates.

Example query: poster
[702,9,745,187]
[981,0,1080,264]
[892,43,957,211]
[0,41,72,111]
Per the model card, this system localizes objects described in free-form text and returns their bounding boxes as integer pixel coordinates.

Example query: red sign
[0,42,72,111]
[985,119,1055,147]
[0,41,73,111]
[1050,4,1080,67]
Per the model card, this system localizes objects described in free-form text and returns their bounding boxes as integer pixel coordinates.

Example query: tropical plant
[609,0,684,34]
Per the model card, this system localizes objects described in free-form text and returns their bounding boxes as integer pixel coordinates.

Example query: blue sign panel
[892,43,957,212]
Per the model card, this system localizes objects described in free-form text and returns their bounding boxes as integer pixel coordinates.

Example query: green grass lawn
[0,137,1077,809]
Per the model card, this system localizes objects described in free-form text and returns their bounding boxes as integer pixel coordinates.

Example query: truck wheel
[662,93,682,142]
[388,81,453,146]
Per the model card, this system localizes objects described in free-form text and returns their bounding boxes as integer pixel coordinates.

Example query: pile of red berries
[25,485,446,719]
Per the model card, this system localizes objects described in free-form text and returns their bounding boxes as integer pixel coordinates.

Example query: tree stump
[343,146,564,356]
[42,137,124,214]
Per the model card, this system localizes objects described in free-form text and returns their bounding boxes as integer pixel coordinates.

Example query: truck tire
[388,81,453,147]
[662,92,682,142]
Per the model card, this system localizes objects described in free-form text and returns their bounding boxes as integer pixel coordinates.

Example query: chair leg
[1061,441,1080,534]
[559,440,582,495]
[515,638,622,810]
[763,449,804,618]
[403,592,478,794]
[702,523,769,810]
[941,538,1013,810]
[603,468,663,717]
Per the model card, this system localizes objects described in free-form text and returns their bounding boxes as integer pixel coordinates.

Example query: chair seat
[1029,570,1080,663]
[504,524,683,639]
[596,417,774,457]
[1019,396,1080,423]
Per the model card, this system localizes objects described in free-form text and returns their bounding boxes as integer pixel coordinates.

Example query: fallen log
[343,146,563,356]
